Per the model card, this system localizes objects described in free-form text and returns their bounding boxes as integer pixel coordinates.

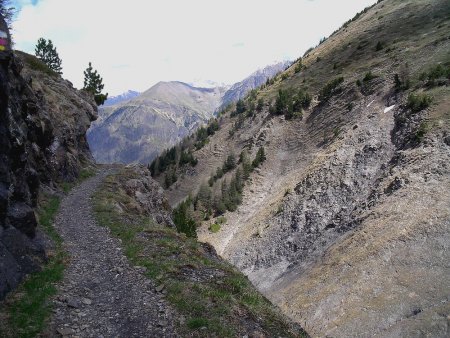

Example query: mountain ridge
[87,62,290,164]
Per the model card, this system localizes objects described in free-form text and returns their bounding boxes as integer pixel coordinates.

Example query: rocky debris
[121,165,174,227]
[48,169,178,337]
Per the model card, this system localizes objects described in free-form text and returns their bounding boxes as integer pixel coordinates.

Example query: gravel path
[48,169,178,337]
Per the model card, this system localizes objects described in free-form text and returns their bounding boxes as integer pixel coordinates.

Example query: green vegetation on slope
[173,146,266,238]
[149,118,224,187]
[93,169,305,337]
[15,51,59,77]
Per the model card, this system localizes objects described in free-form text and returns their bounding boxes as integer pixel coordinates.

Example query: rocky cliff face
[163,0,450,336]
[0,28,97,299]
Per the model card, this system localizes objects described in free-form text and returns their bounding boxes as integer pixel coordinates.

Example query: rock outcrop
[120,165,174,227]
[0,16,97,299]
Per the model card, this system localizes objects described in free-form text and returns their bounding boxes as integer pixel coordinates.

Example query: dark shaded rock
[444,135,450,146]
[0,241,21,300]
[7,202,37,237]
[0,13,97,300]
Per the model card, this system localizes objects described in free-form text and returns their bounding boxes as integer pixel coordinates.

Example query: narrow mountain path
[47,168,178,337]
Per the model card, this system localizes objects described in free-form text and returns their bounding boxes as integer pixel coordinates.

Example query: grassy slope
[93,168,306,338]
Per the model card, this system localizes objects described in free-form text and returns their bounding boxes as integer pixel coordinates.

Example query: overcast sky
[11,0,376,95]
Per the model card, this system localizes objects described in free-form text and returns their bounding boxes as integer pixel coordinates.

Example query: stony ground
[47,169,178,337]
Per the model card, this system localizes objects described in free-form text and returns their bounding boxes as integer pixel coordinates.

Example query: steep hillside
[87,81,226,164]
[156,0,450,336]
[219,61,291,110]
[0,43,97,299]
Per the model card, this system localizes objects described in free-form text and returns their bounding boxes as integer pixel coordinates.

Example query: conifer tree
[240,150,252,180]
[252,147,266,168]
[83,62,108,105]
[234,167,244,193]
[223,153,236,172]
[35,38,63,74]
[256,98,264,112]
[197,183,212,211]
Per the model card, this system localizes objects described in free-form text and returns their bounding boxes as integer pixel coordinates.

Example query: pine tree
[223,153,236,172]
[215,166,224,180]
[227,178,239,211]
[256,98,264,112]
[213,194,227,215]
[234,167,244,193]
[35,38,63,74]
[83,62,108,105]
[235,99,246,115]
[173,197,197,238]
[252,147,266,168]
[197,183,212,211]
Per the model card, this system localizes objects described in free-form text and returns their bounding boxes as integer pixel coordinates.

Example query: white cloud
[12,0,376,95]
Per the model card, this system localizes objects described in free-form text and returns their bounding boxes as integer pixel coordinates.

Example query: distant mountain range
[219,61,291,111]
[103,90,140,106]
[87,61,290,164]
[87,82,226,164]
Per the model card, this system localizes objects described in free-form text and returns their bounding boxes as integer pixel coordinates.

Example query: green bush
[216,216,227,224]
[209,223,221,233]
[415,122,428,142]
[293,89,312,113]
[231,99,246,117]
[407,93,432,113]
[319,77,344,101]
[375,41,384,51]
[363,71,377,82]
[294,61,303,73]
[419,64,450,87]
[18,52,58,77]
[256,98,264,112]
[274,89,292,116]
[333,127,341,138]
[164,167,178,188]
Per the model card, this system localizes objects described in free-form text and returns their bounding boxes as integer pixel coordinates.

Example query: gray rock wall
[0,15,97,298]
